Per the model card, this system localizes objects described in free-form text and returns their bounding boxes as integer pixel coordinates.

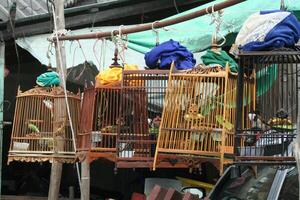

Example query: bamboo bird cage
[153,64,255,174]
[8,86,81,164]
[78,86,122,162]
[234,47,300,166]
[116,70,169,168]
[77,70,171,167]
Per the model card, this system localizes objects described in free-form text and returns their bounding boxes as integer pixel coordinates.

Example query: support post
[81,155,90,200]
[0,42,5,199]
[48,1,66,200]
[294,65,300,199]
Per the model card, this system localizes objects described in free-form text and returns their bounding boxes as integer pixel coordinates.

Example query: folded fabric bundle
[201,50,238,73]
[145,39,196,70]
[95,64,139,87]
[36,71,60,87]
[232,10,300,53]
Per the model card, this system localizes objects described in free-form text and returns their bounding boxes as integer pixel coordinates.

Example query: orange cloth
[95,64,139,87]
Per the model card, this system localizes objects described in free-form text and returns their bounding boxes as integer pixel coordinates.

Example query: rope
[51,5,82,196]
[206,5,226,47]
[117,25,127,64]
[93,38,103,70]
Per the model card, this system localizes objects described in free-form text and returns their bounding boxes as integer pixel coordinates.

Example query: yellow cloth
[95,64,139,87]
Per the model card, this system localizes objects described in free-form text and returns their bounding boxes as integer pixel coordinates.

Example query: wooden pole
[294,66,300,199]
[55,0,245,41]
[81,155,90,200]
[48,1,66,199]
[0,41,5,200]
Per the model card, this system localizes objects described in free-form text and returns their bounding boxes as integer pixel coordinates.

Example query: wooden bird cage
[8,86,81,163]
[153,65,255,173]
[78,70,171,166]
[234,47,300,166]
[77,86,121,162]
[116,70,169,168]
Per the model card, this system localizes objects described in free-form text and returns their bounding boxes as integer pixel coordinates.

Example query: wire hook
[118,25,124,39]
[118,25,127,64]
[151,21,159,46]
[111,29,117,44]
[206,4,215,15]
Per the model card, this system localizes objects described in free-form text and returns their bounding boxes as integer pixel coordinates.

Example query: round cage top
[17,86,80,99]
[238,46,300,61]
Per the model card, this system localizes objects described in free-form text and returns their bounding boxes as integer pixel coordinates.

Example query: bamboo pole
[54,0,246,41]
[48,1,67,200]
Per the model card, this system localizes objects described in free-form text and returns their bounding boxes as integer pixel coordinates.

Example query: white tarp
[16,26,204,70]
[16,26,147,70]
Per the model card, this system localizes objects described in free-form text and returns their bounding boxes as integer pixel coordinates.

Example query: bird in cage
[43,99,54,117]
[268,108,294,131]
[28,123,40,134]
[245,110,270,146]
[248,110,270,131]
[184,103,205,121]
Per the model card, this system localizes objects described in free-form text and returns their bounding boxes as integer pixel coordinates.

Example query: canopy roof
[127,0,300,53]
[16,0,300,69]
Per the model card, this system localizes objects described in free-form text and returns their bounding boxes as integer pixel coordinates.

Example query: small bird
[248,110,269,132]
[245,110,270,145]
[276,108,289,119]
[152,116,161,128]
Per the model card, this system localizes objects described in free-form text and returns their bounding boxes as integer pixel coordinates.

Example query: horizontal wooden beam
[0,0,210,41]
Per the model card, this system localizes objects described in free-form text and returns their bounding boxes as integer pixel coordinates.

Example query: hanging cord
[51,5,82,195]
[101,38,107,72]
[93,38,104,71]
[280,0,286,10]
[95,38,107,72]
[115,25,128,65]
[173,0,180,14]
[206,5,226,47]
[73,40,88,81]
[152,21,160,46]
[46,42,54,69]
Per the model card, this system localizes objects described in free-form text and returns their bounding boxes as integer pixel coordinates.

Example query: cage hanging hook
[118,25,124,39]
[46,41,54,70]
[110,29,121,67]
[118,25,127,64]
[151,21,160,46]
[205,4,215,15]
[111,29,116,44]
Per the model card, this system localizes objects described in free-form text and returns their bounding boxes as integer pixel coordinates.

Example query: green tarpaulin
[127,0,300,54]
[127,0,300,101]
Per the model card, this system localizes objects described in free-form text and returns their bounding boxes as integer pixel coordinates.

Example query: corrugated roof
[0,0,120,22]
[0,0,48,21]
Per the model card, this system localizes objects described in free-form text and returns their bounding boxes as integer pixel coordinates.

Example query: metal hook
[151,21,159,46]
[280,0,286,10]
[118,25,124,39]
[205,4,215,14]
[111,29,117,44]
[110,29,121,67]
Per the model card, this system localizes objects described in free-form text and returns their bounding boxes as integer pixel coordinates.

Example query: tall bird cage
[77,70,174,168]
[234,47,300,166]
[8,86,80,163]
[154,64,255,174]
[116,70,169,168]
[77,85,122,162]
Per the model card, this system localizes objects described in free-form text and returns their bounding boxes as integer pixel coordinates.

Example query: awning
[128,0,300,53]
